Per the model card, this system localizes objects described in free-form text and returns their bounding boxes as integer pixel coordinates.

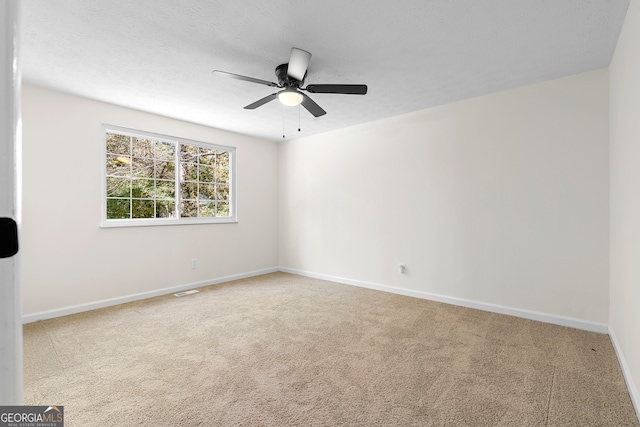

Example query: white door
[0,0,23,405]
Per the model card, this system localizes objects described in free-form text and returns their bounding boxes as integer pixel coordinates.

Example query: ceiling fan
[212,47,367,117]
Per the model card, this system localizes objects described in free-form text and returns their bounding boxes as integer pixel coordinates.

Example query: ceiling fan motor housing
[276,63,305,88]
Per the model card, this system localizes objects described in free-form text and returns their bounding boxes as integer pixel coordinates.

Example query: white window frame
[101,124,237,227]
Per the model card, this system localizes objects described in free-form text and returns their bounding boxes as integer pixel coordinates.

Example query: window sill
[100,217,238,228]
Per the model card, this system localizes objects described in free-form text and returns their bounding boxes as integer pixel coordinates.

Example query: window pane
[155,161,175,180]
[199,201,216,218]
[106,133,130,155]
[180,181,198,200]
[179,145,198,163]
[155,141,175,161]
[132,137,155,158]
[106,154,131,176]
[199,165,215,183]
[216,201,230,217]
[156,201,175,218]
[180,200,198,217]
[132,199,155,218]
[217,151,230,168]
[198,147,216,165]
[183,163,198,181]
[216,185,229,201]
[107,198,130,219]
[131,179,155,198]
[215,166,229,183]
[132,157,154,178]
[107,177,130,197]
[156,180,175,199]
[198,183,215,201]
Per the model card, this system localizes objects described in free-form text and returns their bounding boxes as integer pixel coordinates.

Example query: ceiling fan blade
[301,94,326,117]
[212,70,279,87]
[287,47,311,82]
[244,93,278,109]
[305,84,368,95]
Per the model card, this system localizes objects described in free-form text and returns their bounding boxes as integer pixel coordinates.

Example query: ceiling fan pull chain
[298,103,301,132]
[283,104,286,138]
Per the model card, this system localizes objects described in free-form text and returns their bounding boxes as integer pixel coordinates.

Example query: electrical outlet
[399,264,407,274]
[191,259,198,269]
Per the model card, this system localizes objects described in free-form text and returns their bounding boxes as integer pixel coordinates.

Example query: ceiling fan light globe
[278,91,304,106]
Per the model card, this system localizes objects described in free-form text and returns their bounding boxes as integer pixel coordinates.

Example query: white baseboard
[25,265,610,335]
[278,267,609,334]
[609,326,640,421]
[22,267,279,324]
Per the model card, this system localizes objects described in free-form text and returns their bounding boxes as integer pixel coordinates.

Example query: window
[102,125,236,226]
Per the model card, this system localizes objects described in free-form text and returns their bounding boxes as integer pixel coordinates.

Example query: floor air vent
[174,290,199,297]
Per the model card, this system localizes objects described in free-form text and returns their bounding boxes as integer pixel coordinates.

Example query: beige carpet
[24,272,639,426]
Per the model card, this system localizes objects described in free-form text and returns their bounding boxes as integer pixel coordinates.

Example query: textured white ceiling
[21,0,629,142]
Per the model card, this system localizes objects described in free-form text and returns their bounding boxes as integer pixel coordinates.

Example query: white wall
[279,69,609,324]
[21,85,279,316]
[610,0,640,415]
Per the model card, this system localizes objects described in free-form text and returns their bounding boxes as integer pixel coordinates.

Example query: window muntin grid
[103,126,235,226]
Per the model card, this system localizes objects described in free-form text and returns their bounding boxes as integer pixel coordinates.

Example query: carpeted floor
[23,272,639,426]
